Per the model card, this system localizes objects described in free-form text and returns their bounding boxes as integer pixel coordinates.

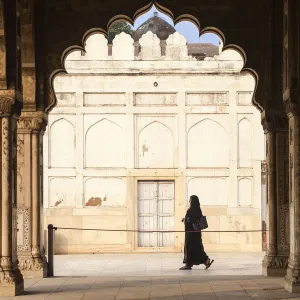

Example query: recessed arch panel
[238,178,252,207]
[50,118,75,168]
[138,121,174,168]
[188,119,229,167]
[238,118,252,167]
[85,119,125,168]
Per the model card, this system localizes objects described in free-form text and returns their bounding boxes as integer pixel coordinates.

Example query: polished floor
[1,253,300,300]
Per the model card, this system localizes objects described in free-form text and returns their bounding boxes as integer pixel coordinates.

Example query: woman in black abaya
[180,195,214,270]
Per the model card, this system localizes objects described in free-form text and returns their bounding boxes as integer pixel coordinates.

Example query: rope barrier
[54,227,267,233]
[46,224,268,277]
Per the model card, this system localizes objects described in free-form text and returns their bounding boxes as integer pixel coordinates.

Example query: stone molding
[0,97,15,116]
[0,257,12,269]
[0,273,15,285]
[17,112,47,131]
[285,98,300,117]
[286,266,300,285]
[0,89,22,116]
[0,258,20,285]
[17,118,45,131]
[263,254,289,269]
[262,115,288,133]
[18,256,46,271]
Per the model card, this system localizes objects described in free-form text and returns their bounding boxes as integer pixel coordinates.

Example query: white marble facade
[43,31,265,253]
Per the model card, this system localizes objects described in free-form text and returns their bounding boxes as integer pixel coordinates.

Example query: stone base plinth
[284,266,300,293]
[262,265,287,277]
[21,265,47,279]
[284,280,300,293]
[262,254,289,277]
[0,282,24,296]
[19,256,48,279]
[0,274,24,297]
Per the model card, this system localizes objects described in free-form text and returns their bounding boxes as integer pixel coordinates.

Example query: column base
[19,256,48,279]
[262,254,289,277]
[0,269,24,296]
[284,266,300,293]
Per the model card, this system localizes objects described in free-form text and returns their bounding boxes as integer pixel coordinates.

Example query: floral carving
[0,257,16,285]
[16,135,24,193]
[279,205,290,252]
[0,97,14,115]
[2,117,9,156]
[0,257,12,268]
[17,208,30,252]
[18,257,44,271]
[0,272,15,285]
[263,255,289,269]
[16,135,24,156]
[17,118,45,131]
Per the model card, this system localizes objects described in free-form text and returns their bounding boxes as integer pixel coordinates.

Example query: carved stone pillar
[261,160,267,251]
[262,115,290,276]
[283,0,300,291]
[276,127,290,269]
[16,111,47,279]
[0,93,24,296]
[284,102,300,292]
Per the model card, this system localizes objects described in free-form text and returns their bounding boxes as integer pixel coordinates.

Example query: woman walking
[180,195,214,270]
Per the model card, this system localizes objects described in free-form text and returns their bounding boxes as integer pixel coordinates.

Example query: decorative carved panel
[17,208,30,252]
[134,93,176,106]
[186,92,228,106]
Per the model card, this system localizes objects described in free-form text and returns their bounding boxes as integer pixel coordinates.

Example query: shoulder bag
[192,215,208,231]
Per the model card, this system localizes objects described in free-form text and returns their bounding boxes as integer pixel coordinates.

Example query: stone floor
[2,252,300,299]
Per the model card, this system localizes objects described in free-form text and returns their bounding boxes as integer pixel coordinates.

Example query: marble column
[262,115,290,277]
[16,111,48,279]
[284,103,300,292]
[0,94,24,296]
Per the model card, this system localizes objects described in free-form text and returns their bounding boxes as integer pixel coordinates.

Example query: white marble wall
[43,32,265,253]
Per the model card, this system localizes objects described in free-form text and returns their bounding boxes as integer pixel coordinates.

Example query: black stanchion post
[47,224,55,277]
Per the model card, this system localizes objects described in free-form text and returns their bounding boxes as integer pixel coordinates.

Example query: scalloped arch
[107,15,134,31]
[174,14,200,30]
[200,27,225,45]
[133,1,174,22]
[48,1,261,113]
[241,68,262,112]
[82,28,108,45]
[223,44,247,65]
